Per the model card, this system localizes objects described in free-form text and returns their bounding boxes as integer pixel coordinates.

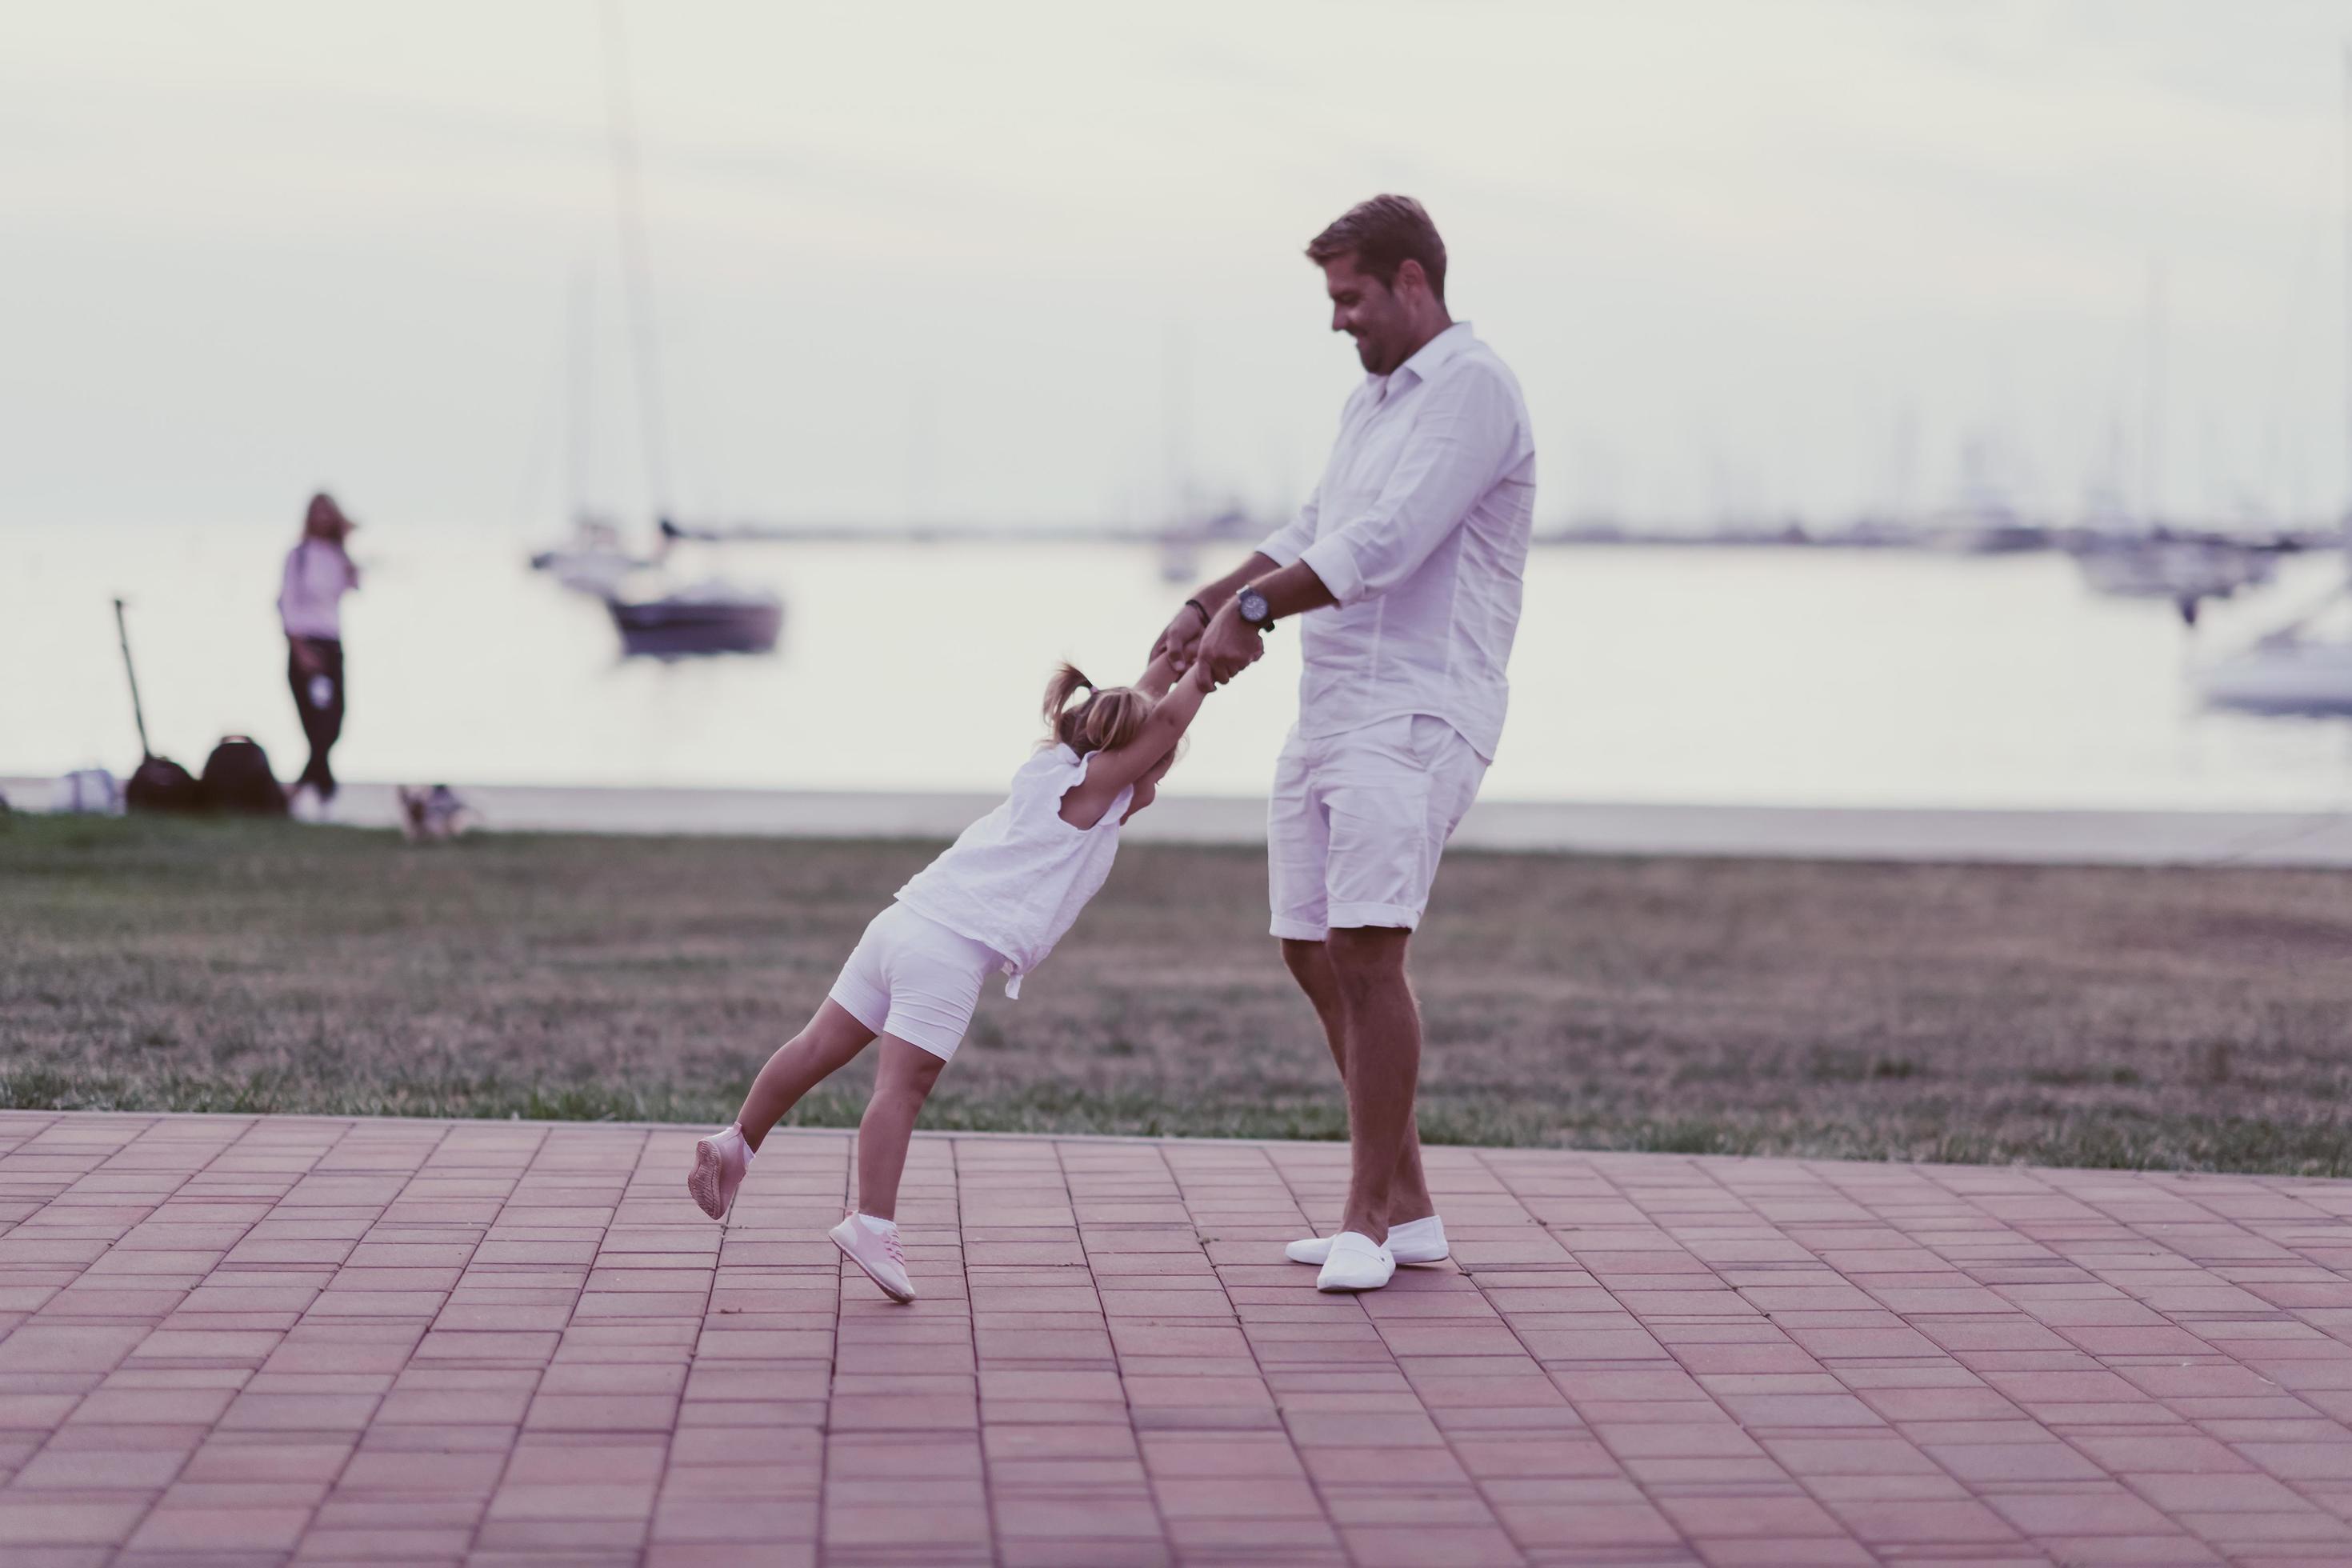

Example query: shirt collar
[1380,320,1474,390]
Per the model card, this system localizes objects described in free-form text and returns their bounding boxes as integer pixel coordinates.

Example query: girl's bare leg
[734,1001,878,1152]
[853,1035,947,1221]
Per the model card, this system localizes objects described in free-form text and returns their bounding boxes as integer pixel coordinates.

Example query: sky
[6,0,2351,538]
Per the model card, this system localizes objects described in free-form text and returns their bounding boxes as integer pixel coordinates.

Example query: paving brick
[8,1112,2352,1562]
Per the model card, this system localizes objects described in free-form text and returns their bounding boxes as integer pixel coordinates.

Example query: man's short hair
[1306,195,1447,302]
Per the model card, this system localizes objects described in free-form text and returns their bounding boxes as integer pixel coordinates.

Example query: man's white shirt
[1256,321,1536,762]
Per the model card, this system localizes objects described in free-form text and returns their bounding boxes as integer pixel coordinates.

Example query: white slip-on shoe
[1315,1231,1395,1293]
[1286,1215,1448,1266]
[830,1214,916,1302]
[686,1125,753,1221]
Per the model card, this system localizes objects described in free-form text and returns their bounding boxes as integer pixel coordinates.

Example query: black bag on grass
[126,754,203,814]
[200,736,287,816]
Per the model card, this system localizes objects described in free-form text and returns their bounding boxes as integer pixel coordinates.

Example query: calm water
[10,520,2352,811]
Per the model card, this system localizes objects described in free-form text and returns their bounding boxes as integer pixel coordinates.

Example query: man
[1155,194,1535,1293]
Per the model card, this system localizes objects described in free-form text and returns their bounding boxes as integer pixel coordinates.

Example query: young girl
[686,650,1217,1301]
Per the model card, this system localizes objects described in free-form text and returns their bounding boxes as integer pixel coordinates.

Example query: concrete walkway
[14,777,2352,867]
[3,1114,2352,1566]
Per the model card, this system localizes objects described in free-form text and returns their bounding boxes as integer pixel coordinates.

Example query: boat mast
[1163,316,1192,532]
[566,262,592,527]
[599,0,674,525]
[2146,257,2166,529]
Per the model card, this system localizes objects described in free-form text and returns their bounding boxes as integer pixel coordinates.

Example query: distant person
[1153,194,1537,1293]
[278,492,361,814]
[686,648,1235,1301]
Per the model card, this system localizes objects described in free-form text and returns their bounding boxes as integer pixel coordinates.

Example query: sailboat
[1923,441,2050,553]
[2194,49,2352,715]
[2070,527,2280,626]
[2068,270,2287,623]
[2196,582,2352,714]
[527,266,668,598]
[2074,535,2276,602]
[608,576,784,658]
[558,1,782,658]
[1156,504,1254,583]
[1156,535,1200,584]
[530,514,660,599]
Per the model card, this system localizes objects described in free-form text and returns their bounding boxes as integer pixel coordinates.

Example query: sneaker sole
[1316,1271,1394,1293]
[831,1230,917,1303]
[686,1142,730,1221]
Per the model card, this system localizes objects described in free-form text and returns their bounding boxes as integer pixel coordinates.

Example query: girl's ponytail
[1043,662,1094,750]
[1042,662,1154,754]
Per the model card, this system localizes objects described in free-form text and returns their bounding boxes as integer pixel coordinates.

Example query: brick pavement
[2,1112,2350,1566]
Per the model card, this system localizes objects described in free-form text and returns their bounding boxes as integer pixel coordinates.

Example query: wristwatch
[1235,583,1277,633]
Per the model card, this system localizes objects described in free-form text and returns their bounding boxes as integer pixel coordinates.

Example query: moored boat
[607,580,782,658]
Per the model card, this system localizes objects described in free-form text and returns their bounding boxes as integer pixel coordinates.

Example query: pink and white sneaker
[830,1214,915,1302]
[686,1125,753,1221]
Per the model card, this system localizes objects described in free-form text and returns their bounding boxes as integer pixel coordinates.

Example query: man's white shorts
[828,902,1004,1062]
[1267,714,1489,939]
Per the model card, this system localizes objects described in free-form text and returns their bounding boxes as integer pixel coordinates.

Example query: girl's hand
[1154,601,1211,672]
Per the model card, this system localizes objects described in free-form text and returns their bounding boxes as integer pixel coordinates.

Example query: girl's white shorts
[827,902,1005,1062]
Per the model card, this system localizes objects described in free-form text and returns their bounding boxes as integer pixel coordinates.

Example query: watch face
[1239,589,1270,624]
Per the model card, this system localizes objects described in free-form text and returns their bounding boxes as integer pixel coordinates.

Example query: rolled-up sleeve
[1256,486,1320,568]
[1298,368,1516,608]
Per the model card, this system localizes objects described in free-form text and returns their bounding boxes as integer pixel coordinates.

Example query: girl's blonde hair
[1042,663,1154,755]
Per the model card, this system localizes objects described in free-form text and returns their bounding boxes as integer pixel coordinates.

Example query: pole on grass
[113,597,153,759]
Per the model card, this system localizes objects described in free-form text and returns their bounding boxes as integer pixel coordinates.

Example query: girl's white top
[895,743,1133,998]
[278,540,358,640]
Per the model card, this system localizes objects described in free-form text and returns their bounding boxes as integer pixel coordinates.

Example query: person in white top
[277,493,362,810]
[686,650,1225,1302]
[1156,196,1537,1294]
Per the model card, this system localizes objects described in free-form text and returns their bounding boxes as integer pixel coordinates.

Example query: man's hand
[289,638,318,675]
[1198,603,1265,686]
[1151,600,1212,672]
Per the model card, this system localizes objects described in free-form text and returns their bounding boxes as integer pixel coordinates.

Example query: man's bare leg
[1281,938,1433,1231]
[1318,927,1422,1245]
